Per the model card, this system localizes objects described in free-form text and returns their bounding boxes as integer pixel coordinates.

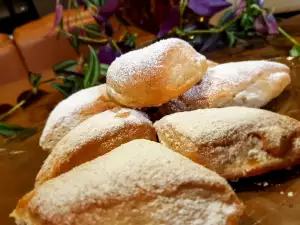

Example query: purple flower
[53,0,63,29]
[234,0,246,16]
[188,0,231,17]
[255,13,278,35]
[94,0,119,23]
[157,6,180,38]
[77,0,86,6]
[256,0,264,7]
[98,44,121,65]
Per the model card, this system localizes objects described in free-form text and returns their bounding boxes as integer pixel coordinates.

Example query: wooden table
[1,15,300,225]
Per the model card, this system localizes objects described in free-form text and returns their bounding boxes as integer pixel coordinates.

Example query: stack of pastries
[12,38,300,225]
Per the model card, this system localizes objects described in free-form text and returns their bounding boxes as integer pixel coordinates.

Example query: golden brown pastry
[12,140,243,225]
[154,107,300,180]
[159,60,290,115]
[39,84,118,151]
[36,108,156,186]
[106,38,208,108]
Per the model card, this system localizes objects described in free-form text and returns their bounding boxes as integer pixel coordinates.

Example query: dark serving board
[1,57,300,225]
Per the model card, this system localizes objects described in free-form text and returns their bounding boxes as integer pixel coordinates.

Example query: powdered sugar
[155,107,297,146]
[107,38,201,88]
[161,60,290,114]
[40,84,111,150]
[28,140,240,225]
[36,108,153,184]
[184,60,289,103]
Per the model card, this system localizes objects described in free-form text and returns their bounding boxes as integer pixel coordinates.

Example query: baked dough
[106,38,208,108]
[159,60,290,115]
[154,107,300,180]
[40,84,118,151]
[12,140,243,225]
[36,108,156,186]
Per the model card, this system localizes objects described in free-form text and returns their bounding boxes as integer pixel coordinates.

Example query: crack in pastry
[40,84,118,152]
[106,38,208,108]
[11,140,243,225]
[154,107,300,180]
[159,61,291,115]
[35,108,156,186]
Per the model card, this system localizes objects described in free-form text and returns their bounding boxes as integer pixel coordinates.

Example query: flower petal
[266,14,279,35]
[100,0,119,20]
[234,0,246,16]
[254,15,268,35]
[98,44,121,65]
[53,0,64,29]
[188,0,232,17]
[256,0,264,7]
[157,6,180,38]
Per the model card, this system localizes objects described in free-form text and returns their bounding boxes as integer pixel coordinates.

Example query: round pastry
[12,140,243,225]
[40,84,118,151]
[159,60,290,115]
[36,108,156,186]
[154,107,300,180]
[106,38,208,108]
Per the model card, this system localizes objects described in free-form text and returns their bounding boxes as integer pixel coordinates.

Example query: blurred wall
[33,0,68,17]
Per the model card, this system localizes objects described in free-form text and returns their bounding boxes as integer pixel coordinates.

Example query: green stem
[0,100,26,121]
[75,25,105,37]
[68,0,72,9]
[179,14,242,36]
[111,40,122,54]
[278,27,300,46]
[61,30,108,44]
[179,0,188,29]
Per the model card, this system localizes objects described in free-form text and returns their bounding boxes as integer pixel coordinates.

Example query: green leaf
[100,63,109,76]
[88,0,102,6]
[226,31,237,48]
[53,60,78,73]
[51,82,71,98]
[85,24,102,38]
[219,9,234,26]
[124,34,138,47]
[83,46,100,88]
[0,122,36,138]
[290,45,300,57]
[28,73,43,88]
[241,13,254,31]
[69,35,80,53]
[180,0,188,18]
[114,13,130,26]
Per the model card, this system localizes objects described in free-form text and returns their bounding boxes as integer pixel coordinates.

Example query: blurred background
[0,0,68,34]
[1,0,300,34]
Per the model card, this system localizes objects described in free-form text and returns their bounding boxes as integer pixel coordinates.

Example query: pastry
[36,108,156,186]
[159,60,290,115]
[106,38,208,108]
[40,84,118,151]
[154,107,300,180]
[12,140,243,225]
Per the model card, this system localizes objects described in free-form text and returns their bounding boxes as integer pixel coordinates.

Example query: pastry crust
[12,140,243,225]
[40,84,118,151]
[159,60,290,115]
[154,107,300,180]
[106,38,208,108]
[36,108,156,186]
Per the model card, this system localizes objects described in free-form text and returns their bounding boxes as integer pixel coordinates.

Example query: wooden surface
[1,15,300,225]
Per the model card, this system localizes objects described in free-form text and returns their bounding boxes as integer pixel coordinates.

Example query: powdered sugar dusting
[40,85,109,149]
[37,108,153,182]
[184,60,290,106]
[161,61,290,113]
[107,38,205,88]
[155,107,298,146]
[29,140,239,224]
